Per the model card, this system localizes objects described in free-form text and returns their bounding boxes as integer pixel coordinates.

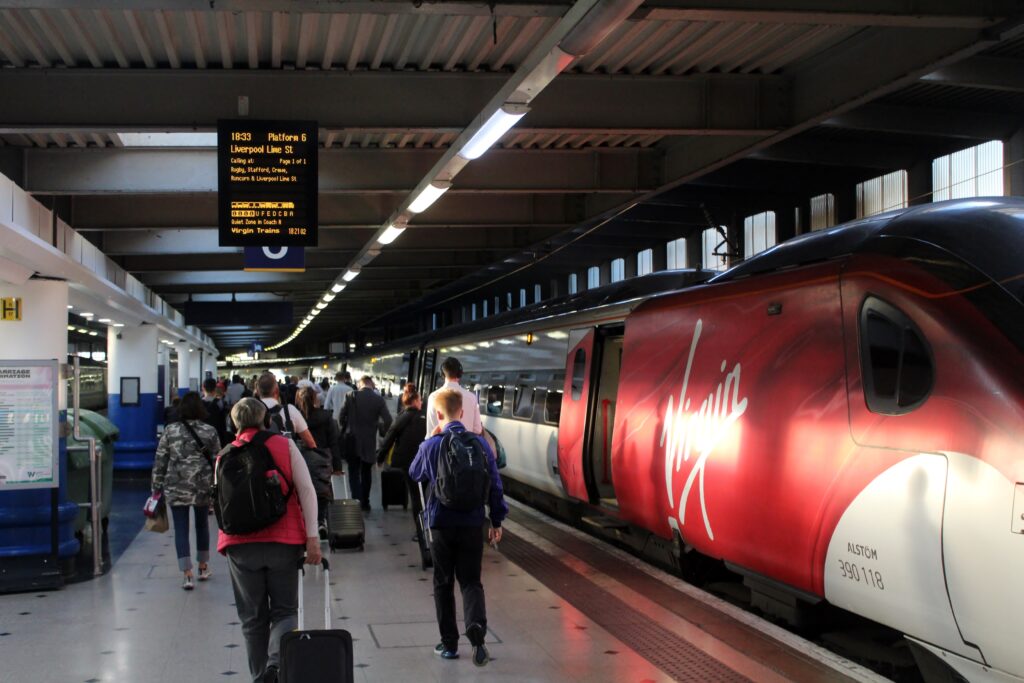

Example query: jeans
[226,542,303,683]
[430,525,487,651]
[170,505,210,572]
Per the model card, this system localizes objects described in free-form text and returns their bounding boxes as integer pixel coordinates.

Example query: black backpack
[265,402,294,437]
[213,431,292,535]
[433,430,491,512]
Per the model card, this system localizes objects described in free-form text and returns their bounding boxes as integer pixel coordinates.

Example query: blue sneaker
[433,643,459,660]
[467,623,489,667]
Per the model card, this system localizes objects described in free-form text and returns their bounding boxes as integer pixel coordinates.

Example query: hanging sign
[243,246,306,272]
[218,119,318,248]
[0,360,59,489]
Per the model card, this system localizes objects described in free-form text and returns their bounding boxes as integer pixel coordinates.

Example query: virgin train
[349,198,1024,683]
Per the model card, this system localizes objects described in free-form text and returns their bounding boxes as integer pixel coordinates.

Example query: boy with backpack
[409,388,508,667]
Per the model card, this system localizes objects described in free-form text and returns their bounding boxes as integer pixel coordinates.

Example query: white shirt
[426,380,483,435]
[258,397,309,435]
[324,383,353,422]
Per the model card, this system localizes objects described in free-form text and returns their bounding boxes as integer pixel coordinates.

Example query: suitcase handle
[297,556,331,631]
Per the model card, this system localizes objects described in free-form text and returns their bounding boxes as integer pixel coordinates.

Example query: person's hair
[435,388,463,419]
[358,376,374,388]
[401,383,420,407]
[441,357,463,379]
[203,377,217,393]
[171,396,181,407]
[232,375,242,384]
[231,397,267,430]
[335,371,345,380]
[341,371,351,381]
[295,387,317,419]
[179,391,208,421]
[256,372,277,398]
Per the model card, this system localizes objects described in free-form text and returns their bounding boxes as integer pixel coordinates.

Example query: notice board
[218,119,318,247]
[0,360,59,489]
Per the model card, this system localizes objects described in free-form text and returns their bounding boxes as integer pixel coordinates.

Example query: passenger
[410,388,507,666]
[294,386,341,536]
[339,376,392,510]
[324,371,353,423]
[151,391,221,590]
[202,377,230,446]
[377,384,427,531]
[227,375,246,405]
[425,357,483,436]
[319,377,330,393]
[255,372,317,449]
[164,395,181,425]
[220,398,322,683]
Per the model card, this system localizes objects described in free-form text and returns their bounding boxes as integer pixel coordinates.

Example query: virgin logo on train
[660,319,748,541]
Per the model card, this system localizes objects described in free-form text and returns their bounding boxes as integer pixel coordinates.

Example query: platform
[0,476,887,683]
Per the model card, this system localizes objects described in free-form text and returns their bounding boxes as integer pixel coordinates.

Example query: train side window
[513,385,535,419]
[571,348,586,400]
[544,389,563,424]
[860,296,934,414]
[486,385,505,415]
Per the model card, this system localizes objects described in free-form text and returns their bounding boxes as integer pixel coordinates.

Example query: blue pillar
[107,324,159,471]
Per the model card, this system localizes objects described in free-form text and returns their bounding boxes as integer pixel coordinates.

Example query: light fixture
[88,331,98,337]
[546,331,569,340]
[342,269,360,282]
[349,343,356,348]
[67,324,75,331]
[80,312,94,318]
[408,181,451,214]
[66,305,73,310]
[458,104,530,160]
[331,283,344,293]
[311,308,321,316]
[377,224,405,245]
[322,293,336,303]
[316,301,328,310]
[98,318,111,323]
[113,323,124,327]
[77,327,88,333]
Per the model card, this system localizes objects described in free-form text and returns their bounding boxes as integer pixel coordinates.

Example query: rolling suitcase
[380,467,408,510]
[328,473,365,552]
[279,558,353,683]
[416,481,433,570]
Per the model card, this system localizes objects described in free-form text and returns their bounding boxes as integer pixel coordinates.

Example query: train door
[588,326,624,507]
[419,348,438,393]
[557,330,594,501]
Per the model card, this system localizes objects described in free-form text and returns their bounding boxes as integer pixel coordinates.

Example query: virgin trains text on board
[346,199,1024,683]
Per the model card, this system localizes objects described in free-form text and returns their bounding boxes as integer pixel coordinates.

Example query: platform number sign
[217,119,318,248]
[1,297,21,321]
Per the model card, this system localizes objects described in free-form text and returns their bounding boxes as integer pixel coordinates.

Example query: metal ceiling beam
[0,69,785,131]
[748,134,971,169]
[821,103,1023,139]
[921,55,1024,92]
[119,252,497,272]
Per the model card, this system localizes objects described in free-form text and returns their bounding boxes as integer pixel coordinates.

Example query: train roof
[710,198,1024,304]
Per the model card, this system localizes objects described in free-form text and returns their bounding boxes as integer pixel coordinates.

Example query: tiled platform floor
[0,472,888,683]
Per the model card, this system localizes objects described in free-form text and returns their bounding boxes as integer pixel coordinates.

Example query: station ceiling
[0,1,1021,354]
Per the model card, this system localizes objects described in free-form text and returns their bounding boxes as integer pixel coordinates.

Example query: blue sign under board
[244,246,305,272]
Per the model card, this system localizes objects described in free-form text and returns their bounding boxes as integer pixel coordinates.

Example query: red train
[350,198,1024,683]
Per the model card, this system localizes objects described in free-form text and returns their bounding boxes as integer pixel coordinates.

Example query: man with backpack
[409,388,507,667]
[255,372,317,450]
[202,377,230,446]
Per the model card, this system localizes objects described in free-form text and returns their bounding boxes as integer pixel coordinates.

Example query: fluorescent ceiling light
[80,312,94,318]
[331,283,345,293]
[322,293,336,302]
[546,331,569,339]
[88,331,98,336]
[349,343,356,348]
[316,301,328,310]
[311,308,321,316]
[117,132,217,147]
[113,323,124,327]
[67,324,75,331]
[342,269,360,282]
[377,224,405,245]
[408,181,451,214]
[98,318,111,323]
[459,104,530,160]
[77,328,88,333]
[66,305,72,309]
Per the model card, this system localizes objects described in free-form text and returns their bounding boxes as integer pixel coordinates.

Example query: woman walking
[377,384,427,528]
[294,386,341,536]
[151,391,221,590]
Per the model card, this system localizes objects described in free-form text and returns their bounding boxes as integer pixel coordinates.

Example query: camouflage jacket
[152,420,221,506]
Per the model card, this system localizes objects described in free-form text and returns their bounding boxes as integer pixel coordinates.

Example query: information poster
[0,361,59,489]
[217,119,319,248]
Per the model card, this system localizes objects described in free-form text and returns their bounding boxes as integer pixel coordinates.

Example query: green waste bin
[67,410,119,533]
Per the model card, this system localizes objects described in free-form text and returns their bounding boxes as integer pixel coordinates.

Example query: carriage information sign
[217,119,318,248]
[0,360,59,489]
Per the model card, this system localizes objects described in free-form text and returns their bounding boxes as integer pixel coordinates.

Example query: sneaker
[197,565,212,582]
[466,623,488,666]
[472,644,490,667]
[182,574,195,591]
[262,665,279,683]
[318,523,328,540]
[433,643,459,660]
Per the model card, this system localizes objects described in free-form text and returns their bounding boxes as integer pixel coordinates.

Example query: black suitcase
[327,474,365,552]
[416,481,433,570]
[279,559,353,683]
[380,467,408,510]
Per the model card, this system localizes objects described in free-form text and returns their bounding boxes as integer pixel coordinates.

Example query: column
[157,343,170,428]
[1005,128,1024,197]
[204,351,217,382]
[0,280,79,589]
[107,325,159,471]
[175,342,196,396]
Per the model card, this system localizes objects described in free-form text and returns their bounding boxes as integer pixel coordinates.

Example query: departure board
[217,119,318,247]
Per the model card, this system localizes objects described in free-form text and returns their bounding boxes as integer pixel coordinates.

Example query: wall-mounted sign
[1,297,22,321]
[244,246,306,272]
[218,119,318,248]
[0,360,58,489]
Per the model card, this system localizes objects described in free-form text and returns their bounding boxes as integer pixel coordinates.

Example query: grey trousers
[225,542,303,683]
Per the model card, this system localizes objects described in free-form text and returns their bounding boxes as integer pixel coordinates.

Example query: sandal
[197,564,212,582]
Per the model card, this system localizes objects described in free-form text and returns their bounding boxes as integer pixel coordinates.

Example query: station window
[857,170,908,218]
[520,288,527,307]
[534,284,542,303]
[701,228,729,271]
[666,237,687,269]
[570,348,587,400]
[587,266,600,289]
[610,258,626,283]
[860,296,933,415]
[471,303,477,321]
[486,385,505,415]
[932,140,1003,201]
[637,248,654,276]
[568,274,578,295]
[544,389,563,425]
[482,300,489,317]
[513,384,535,419]
[810,194,836,231]
[743,212,777,258]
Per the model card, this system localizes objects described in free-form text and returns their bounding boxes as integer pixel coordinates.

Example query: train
[348,198,1024,683]
[69,358,108,412]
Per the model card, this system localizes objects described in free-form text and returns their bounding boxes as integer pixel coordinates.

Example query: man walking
[410,388,507,667]
[338,376,392,510]
[255,372,317,450]
[425,357,483,435]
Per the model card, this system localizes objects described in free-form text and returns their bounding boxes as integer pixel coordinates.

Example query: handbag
[144,495,169,533]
